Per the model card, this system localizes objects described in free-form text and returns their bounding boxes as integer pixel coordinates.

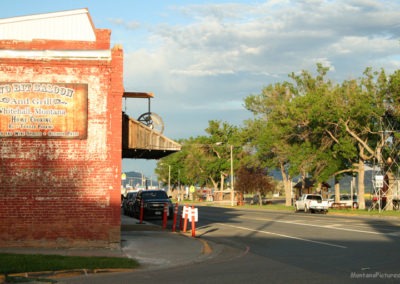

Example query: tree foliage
[243,64,400,209]
[156,120,242,191]
[155,65,400,210]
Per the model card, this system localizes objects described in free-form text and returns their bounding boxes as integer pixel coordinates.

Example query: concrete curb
[1,268,136,283]
[198,238,213,255]
[178,230,213,255]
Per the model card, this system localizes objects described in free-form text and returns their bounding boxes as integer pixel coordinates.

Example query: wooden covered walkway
[122,112,181,159]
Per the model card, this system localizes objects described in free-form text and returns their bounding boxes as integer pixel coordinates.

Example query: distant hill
[122,171,158,189]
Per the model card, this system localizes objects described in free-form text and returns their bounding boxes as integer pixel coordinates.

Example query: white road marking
[245,216,389,236]
[219,223,347,249]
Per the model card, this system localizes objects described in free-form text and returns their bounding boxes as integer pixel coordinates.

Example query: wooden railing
[122,113,181,159]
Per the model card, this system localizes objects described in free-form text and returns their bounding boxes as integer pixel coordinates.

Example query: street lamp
[230,144,234,206]
[160,163,171,192]
[168,164,171,193]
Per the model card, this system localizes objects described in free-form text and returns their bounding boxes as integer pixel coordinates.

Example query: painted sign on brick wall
[0,82,88,139]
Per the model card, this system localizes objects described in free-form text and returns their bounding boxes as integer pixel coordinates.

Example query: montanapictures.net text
[350,272,400,279]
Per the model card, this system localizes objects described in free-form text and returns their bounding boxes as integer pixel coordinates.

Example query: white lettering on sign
[182,206,198,222]
[0,82,88,139]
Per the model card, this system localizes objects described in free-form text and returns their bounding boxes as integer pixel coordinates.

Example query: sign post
[181,205,198,237]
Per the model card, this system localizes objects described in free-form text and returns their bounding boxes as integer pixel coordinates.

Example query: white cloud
[122,0,400,141]
[108,18,140,30]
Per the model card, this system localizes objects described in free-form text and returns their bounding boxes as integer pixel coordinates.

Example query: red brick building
[0,9,124,248]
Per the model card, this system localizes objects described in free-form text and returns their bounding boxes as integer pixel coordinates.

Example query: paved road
[62,206,400,283]
[195,207,400,280]
[159,206,400,283]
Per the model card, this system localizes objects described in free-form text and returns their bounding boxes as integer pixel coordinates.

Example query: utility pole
[230,144,234,206]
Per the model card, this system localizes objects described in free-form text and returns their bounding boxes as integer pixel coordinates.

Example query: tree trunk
[209,177,219,200]
[357,160,366,210]
[210,176,218,191]
[334,177,340,203]
[257,191,262,206]
[280,163,292,206]
[386,171,394,210]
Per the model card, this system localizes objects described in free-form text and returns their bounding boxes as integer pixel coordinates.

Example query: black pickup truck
[133,189,173,219]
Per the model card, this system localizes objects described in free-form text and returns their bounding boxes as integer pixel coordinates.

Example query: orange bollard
[191,205,196,237]
[139,199,144,224]
[172,203,179,232]
[162,202,168,229]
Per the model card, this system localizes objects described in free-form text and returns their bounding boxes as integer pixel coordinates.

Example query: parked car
[132,190,173,219]
[122,191,137,216]
[242,195,269,205]
[250,195,269,205]
[294,194,329,213]
[327,194,358,209]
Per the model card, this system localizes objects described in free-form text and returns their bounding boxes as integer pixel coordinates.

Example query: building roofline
[0,8,90,23]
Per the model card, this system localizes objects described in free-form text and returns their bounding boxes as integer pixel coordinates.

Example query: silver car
[328,194,358,209]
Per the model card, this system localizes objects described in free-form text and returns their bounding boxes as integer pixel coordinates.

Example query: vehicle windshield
[329,195,357,200]
[141,191,168,199]
[306,195,322,200]
[127,193,137,200]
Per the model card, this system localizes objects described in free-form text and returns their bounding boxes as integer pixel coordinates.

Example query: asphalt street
[61,206,400,284]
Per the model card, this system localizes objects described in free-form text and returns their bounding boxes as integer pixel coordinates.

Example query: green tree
[244,64,360,206]
[158,66,400,211]
[156,120,241,194]
[250,65,400,210]
[312,68,390,209]
[244,82,297,206]
[244,64,347,205]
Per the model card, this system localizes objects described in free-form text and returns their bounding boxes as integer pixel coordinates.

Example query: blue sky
[2,0,400,178]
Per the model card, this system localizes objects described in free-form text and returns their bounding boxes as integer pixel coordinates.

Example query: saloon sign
[0,82,88,139]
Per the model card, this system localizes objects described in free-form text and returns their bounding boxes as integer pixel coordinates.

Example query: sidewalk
[120,214,214,270]
[0,214,215,282]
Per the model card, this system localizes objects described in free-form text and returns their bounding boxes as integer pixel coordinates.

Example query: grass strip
[0,253,139,274]
[200,200,400,216]
[5,276,57,283]
[328,208,400,217]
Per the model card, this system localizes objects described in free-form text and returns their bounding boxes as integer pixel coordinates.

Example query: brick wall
[0,29,123,248]
[0,29,111,50]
